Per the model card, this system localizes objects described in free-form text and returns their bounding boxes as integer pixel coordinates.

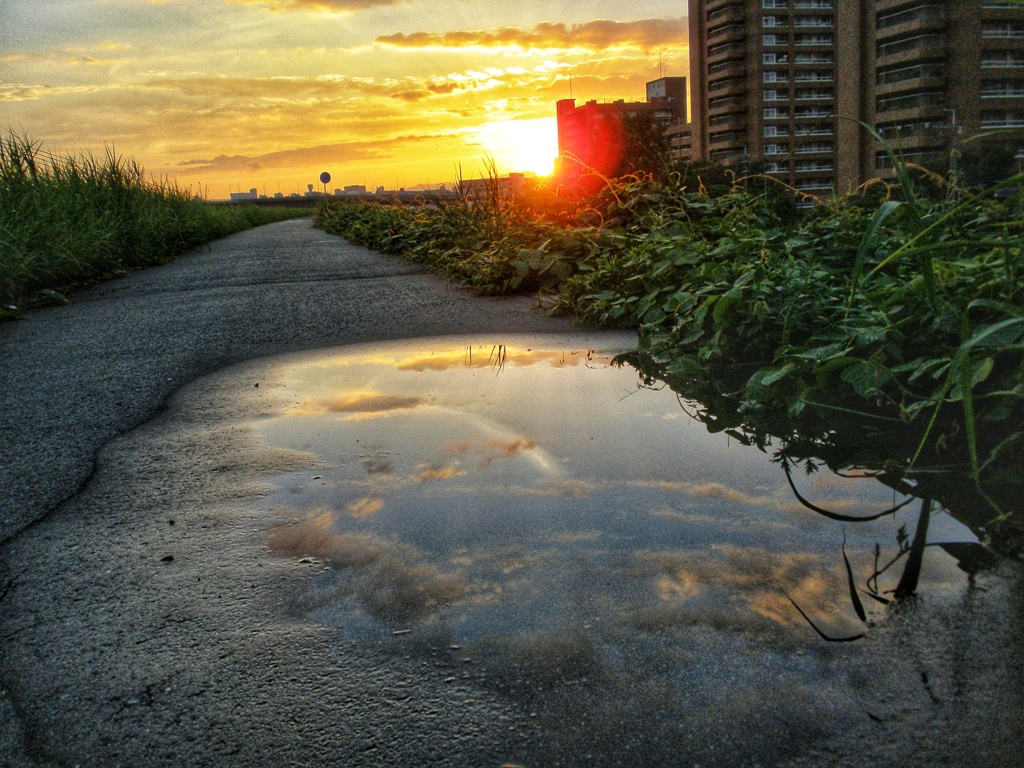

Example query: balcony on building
[793,178,834,192]
[792,15,834,28]
[709,147,747,163]
[793,106,833,120]
[709,95,748,114]
[980,109,1024,128]
[875,61,945,96]
[794,32,833,46]
[709,129,747,147]
[762,69,791,84]
[708,41,748,63]
[980,80,1024,101]
[794,159,834,173]
[981,20,1024,40]
[876,33,947,66]
[794,124,834,137]
[794,87,834,103]
[707,3,745,25]
[793,52,834,65]
[875,145,946,168]
[709,75,747,94]
[707,0,741,13]
[710,111,748,128]
[875,5,947,41]
[708,59,747,78]
[709,22,747,42]
[982,51,1024,70]
[793,140,834,155]
[793,69,833,83]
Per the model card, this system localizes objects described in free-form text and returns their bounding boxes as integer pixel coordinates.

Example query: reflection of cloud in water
[347,496,385,518]
[443,436,541,469]
[624,546,850,632]
[416,466,468,482]
[632,478,874,517]
[267,509,466,623]
[287,390,426,419]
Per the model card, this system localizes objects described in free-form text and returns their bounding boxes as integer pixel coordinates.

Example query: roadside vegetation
[0,131,309,317]
[315,139,1024,555]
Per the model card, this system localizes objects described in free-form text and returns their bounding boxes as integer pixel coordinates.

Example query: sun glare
[472,117,558,178]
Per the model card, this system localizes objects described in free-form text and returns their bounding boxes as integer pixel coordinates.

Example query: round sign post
[319,171,331,195]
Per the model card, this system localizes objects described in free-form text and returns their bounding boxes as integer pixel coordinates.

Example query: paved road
[0,219,585,766]
[0,218,578,545]
[1,219,1021,768]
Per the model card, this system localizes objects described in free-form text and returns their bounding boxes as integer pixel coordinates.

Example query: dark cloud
[376,18,686,51]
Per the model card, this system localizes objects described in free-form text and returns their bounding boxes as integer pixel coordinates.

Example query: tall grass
[314,152,1024,549]
[1,131,308,315]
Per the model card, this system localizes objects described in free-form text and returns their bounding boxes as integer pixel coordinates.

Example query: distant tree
[615,112,672,182]
[956,135,1024,189]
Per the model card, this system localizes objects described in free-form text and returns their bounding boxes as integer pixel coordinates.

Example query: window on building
[876,89,945,112]
[795,88,833,100]
[981,110,1024,128]
[981,80,1024,98]
[877,5,945,31]
[794,52,833,64]
[877,34,943,58]
[983,52,1024,68]
[982,21,1024,39]
[876,62,945,86]
[793,16,833,27]
[795,33,833,45]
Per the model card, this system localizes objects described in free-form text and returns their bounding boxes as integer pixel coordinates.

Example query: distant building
[458,172,535,198]
[554,77,689,191]
[229,187,258,202]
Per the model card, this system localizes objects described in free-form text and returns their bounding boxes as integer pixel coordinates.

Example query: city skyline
[0,0,689,200]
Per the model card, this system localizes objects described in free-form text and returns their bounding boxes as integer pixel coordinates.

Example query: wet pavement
[1,220,1022,767]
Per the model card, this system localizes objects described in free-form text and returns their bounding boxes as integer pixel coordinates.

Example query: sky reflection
[257,335,974,646]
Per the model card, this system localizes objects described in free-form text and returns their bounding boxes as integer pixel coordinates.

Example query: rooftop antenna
[659,52,664,78]
[569,72,573,100]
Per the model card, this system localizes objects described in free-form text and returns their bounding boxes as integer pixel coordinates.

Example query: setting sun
[472,118,558,178]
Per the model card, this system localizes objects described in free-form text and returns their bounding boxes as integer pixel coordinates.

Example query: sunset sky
[0,0,689,199]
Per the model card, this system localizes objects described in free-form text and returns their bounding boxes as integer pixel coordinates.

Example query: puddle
[251,334,983,762]
[256,334,973,644]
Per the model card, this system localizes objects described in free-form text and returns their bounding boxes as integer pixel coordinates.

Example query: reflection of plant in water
[617,351,1021,640]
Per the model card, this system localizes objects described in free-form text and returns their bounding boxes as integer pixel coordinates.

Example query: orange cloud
[347,496,385,518]
[443,437,539,469]
[418,466,468,482]
[376,18,687,51]
[229,0,400,11]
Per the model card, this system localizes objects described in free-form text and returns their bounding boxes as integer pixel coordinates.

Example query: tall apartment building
[688,0,1024,196]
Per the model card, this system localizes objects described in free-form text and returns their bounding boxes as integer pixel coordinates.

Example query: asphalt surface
[1,218,1022,767]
